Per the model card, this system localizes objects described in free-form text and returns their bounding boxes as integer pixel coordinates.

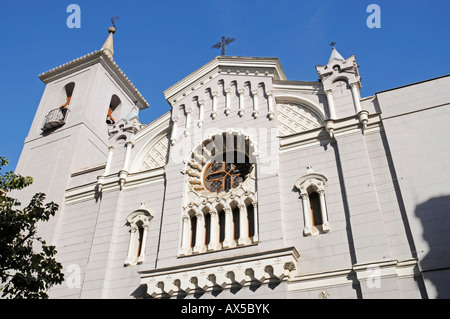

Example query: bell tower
[14,26,149,242]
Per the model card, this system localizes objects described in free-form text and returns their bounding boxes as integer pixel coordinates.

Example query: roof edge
[38,50,149,110]
[163,56,287,104]
[375,74,450,95]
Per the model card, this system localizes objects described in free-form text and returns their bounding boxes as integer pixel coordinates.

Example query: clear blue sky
[1,0,449,171]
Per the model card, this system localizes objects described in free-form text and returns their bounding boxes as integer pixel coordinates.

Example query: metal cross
[212,36,235,56]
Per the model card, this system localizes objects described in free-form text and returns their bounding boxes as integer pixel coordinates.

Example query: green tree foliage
[0,157,64,298]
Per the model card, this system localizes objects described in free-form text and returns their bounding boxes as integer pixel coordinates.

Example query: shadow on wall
[415,195,450,299]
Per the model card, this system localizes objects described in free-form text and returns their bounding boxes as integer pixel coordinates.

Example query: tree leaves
[0,157,64,299]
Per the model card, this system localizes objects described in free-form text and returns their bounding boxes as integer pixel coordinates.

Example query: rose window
[203,160,251,193]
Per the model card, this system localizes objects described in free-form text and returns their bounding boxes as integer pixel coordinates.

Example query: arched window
[294,167,330,236]
[204,211,211,246]
[179,200,258,256]
[190,214,197,249]
[232,205,240,241]
[42,82,74,131]
[246,201,256,239]
[60,82,75,108]
[135,221,145,257]
[124,205,153,266]
[309,191,324,226]
[107,94,121,124]
[218,207,226,244]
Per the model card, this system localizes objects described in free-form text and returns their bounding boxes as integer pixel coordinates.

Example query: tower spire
[328,42,345,64]
[101,20,117,60]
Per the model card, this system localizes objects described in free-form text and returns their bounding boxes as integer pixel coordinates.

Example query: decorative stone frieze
[140,248,299,298]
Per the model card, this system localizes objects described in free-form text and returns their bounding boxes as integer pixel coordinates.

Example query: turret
[316,45,368,137]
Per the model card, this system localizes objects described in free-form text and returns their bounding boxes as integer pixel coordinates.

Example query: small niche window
[107,94,121,124]
[294,167,330,236]
[125,205,153,266]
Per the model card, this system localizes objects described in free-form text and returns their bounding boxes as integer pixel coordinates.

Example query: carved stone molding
[140,247,299,298]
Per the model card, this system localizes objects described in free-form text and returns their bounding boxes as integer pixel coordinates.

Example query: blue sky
[1,0,449,171]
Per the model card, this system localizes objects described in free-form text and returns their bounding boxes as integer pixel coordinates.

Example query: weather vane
[212,36,235,56]
[111,16,119,29]
[330,41,336,48]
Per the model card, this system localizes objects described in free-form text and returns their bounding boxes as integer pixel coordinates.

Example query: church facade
[13,27,450,299]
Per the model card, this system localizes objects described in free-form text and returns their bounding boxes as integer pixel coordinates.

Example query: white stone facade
[12,32,450,299]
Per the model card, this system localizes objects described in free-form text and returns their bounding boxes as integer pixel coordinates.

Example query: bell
[106,116,115,125]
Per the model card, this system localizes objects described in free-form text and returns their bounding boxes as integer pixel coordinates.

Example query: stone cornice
[139,247,299,298]
[287,258,419,294]
[71,163,106,177]
[279,113,382,154]
[38,50,149,110]
[65,167,164,205]
[273,80,324,94]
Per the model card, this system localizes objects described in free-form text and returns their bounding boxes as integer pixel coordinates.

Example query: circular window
[203,159,251,193]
